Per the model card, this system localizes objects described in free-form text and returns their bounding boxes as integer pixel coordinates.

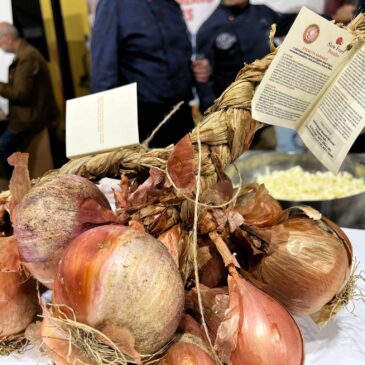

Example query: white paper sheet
[66,83,139,158]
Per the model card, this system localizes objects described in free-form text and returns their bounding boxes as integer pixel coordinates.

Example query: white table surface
[2,228,364,365]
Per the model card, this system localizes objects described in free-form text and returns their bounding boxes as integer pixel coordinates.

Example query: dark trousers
[0,126,30,178]
[137,100,195,148]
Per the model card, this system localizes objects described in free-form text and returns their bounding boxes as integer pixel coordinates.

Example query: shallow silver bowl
[226,152,365,229]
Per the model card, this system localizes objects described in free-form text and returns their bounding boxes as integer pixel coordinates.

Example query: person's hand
[333,4,356,23]
[0,107,7,121]
[192,58,211,83]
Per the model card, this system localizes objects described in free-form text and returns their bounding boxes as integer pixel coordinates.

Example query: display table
[1,228,364,365]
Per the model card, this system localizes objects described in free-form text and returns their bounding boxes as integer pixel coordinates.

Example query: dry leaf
[167,134,195,194]
[158,225,182,266]
[7,152,31,222]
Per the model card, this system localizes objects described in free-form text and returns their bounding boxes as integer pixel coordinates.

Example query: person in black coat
[196,0,297,112]
[91,0,207,147]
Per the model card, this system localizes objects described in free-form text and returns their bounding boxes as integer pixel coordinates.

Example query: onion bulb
[247,213,351,316]
[0,236,38,339]
[14,174,120,288]
[215,272,304,365]
[53,225,184,354]
[159,315,216,365]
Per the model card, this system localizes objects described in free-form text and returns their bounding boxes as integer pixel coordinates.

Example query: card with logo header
[66,83,139,158]
[252,7,365,173]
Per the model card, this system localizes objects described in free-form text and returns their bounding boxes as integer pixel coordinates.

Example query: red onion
[0,236,38,339]
[53,225,184,354]
[14,174,119,288]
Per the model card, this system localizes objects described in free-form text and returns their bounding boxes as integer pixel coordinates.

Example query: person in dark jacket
[0,22,59,178]
[91,0,206,147]
[357,0,365,10]
[196,0,297,112]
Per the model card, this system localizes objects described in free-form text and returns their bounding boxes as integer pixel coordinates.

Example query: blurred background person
[0,22,59,178]
[195,0,297,113]
[195,0,297,150]
[91,0,209,148]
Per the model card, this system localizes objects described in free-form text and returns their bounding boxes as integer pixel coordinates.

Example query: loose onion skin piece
[0,236,38,339]
[53,225,185,354]
[14,174,118,288]
[249,216,351,316]
[41,317,93,365]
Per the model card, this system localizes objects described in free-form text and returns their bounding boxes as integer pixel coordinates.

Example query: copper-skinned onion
[215,272,304,365]
[53,225,184,354]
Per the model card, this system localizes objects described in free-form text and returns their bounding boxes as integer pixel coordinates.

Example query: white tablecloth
[2,228,365,365]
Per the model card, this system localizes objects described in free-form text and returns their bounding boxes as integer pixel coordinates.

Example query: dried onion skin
[0,236,38,339]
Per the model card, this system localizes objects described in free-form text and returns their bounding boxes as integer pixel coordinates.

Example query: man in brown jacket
[0,22,59,177]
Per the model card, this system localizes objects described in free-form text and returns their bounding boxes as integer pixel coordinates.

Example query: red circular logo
[336,37,343,46]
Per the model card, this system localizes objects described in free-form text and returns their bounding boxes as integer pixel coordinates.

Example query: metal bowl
[226,152,365,229]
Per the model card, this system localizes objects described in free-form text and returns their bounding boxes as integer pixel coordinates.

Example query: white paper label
[66,83,139,158]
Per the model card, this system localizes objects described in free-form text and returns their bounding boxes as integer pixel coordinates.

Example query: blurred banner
[250,0,326,14]
[0,0,14,116]
[177,0,220,35]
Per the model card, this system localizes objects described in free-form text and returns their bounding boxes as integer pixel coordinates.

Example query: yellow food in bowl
[256,166,365,201]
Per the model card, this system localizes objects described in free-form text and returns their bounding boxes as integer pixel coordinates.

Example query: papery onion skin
[41,317,94,365]
[215,274,304,365]
[14,174,117,288]
[188,285,229,342]
[250,217,350,316]
[234,184,283,227]
[53,225,184,354]
[0,236,38,339]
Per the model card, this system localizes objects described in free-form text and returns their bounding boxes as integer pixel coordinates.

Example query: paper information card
[252,7,365,173]
[66,83,139,158]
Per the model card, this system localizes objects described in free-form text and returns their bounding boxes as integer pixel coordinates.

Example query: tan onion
[53,225,184,354]
[14,174,119,288]
[247,212,352,316]
[0,236,38,339]
[215,271,304,365]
